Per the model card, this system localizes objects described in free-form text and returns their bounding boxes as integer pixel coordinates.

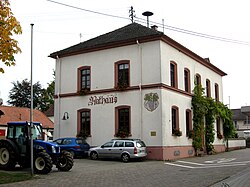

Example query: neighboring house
[49,23,226,160]
[44,104,54,123]
[0,106,54,141]
[232,106,250,138]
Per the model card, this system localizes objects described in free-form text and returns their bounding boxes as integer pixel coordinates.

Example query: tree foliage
[0,0,22,73]
[40,72,55,112]
[191,83,208,153]
[7,70,55,112]
[7,79,44,109]
[192,82,236,155]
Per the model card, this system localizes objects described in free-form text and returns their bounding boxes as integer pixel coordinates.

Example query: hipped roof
[49,22,226,76]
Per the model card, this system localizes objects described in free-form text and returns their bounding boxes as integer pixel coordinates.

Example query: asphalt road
[1,148,250,187]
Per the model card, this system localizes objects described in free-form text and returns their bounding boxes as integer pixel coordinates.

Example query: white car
[88,139,147,162]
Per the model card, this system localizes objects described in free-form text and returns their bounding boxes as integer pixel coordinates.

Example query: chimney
[151,25,158,31]
[204,58,210,63]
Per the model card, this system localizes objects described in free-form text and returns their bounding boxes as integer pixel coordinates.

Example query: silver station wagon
[88,139,147,162]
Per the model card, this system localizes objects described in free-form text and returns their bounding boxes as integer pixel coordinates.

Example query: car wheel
[121,153,130,163]
[90,151,98,160]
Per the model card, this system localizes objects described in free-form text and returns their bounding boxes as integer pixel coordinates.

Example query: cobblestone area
[1,149,250,187]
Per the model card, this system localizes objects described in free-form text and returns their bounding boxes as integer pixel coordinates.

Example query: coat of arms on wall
[144,93,159,112]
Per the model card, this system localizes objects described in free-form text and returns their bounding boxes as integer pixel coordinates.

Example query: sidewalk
[211,163,250,187]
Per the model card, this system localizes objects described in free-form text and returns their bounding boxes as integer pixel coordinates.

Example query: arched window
[115,60,130,89]
[170,61,178,88]
[78,66,91,92]
[184,68,190,92]
[77,109,91,136]
[171,106,179,134]
[215,83,219,101]
[186,109,192,136]
[195,73,201,85]
[115,106,131,136]
[206,79,211,97]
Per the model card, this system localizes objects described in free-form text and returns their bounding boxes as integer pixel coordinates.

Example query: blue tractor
[0,121,74,174]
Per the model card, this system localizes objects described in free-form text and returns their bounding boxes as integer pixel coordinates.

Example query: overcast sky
[1,0,249,109]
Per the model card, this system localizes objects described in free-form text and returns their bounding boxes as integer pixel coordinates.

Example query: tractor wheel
[56,150,74,171]
[0,141,17,170]
[34,152,53,174]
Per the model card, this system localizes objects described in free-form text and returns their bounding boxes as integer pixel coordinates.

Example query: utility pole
[129,6,135,23]
[30,23,34,176]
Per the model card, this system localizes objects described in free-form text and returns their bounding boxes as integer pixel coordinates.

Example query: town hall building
[49,23,227,160]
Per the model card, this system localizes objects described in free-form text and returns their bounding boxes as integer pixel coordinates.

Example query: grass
[0,171,33,184]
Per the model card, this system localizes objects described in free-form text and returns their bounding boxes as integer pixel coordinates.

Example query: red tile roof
[0,106,54,129]
[44,104,54,117]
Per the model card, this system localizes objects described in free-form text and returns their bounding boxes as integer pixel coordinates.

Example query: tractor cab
[6,122,43,156]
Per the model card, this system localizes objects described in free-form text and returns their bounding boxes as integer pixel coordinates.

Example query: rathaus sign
[88,95,117,106]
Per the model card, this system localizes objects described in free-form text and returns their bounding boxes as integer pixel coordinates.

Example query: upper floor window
[170,61,178,88]
[171,106,179,134]
[206,79,211,97]
[195,73,201,85]
[77,109,91,137]
[215,83,219,101]
[184,68,190,93]
[115,106,131,136]
[115,60,130,89]
[78,66,91,91]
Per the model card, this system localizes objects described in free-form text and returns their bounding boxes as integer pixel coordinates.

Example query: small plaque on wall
[150,131,156,136]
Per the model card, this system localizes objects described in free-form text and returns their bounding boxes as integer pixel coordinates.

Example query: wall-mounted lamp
[62,112,69,120]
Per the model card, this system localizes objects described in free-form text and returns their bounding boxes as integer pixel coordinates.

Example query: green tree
[40,73,55,112]
[7,79,44,109]
[0,0,22,73]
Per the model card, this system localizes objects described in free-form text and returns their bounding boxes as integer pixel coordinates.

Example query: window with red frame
[170,62,178,88]
[171,106,179,134]
[184,68,190,92]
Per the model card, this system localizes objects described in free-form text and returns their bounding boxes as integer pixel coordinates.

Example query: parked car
[88,139,147,162]
[53,137,90,158]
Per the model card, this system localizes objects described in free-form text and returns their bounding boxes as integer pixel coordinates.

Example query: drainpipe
[56,55,61,138]
[137,40,143,139]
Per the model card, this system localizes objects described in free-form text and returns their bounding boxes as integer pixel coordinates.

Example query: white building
[49,23,226,160]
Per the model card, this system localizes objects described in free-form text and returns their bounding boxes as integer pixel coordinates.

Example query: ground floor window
[171,106,179,134]
[115,106,130,137]
[186,109,192,136]
[77,109,91,137]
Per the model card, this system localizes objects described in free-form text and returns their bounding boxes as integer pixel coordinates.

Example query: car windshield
[32,124,43,140]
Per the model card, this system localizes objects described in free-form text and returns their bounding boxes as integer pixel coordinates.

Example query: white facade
[52,24,226,160]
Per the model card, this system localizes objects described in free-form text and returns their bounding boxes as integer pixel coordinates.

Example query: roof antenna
[142,11,153,27]
[129,6,135,23]
[162,19,164,33]
[80,33,82,43]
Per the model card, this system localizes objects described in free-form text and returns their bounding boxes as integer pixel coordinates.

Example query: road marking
[165,162,246,169]
[165,158,250,169]
[204,158,236,164]
[165,162,195,169]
